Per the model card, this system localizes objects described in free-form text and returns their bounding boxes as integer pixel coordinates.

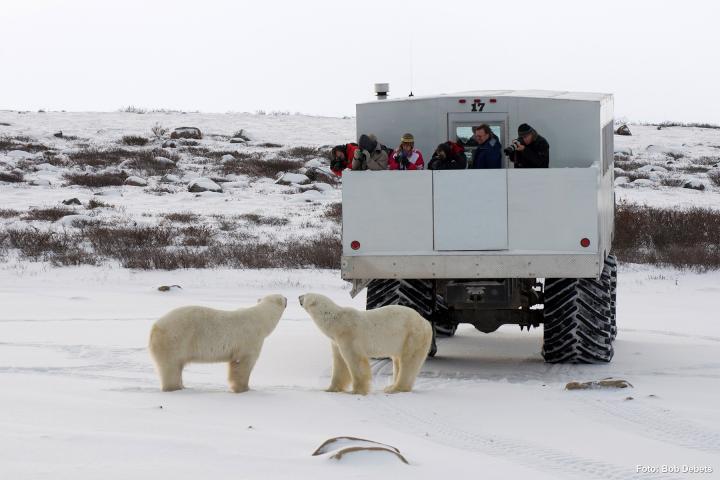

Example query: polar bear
[149,294,287,393]
[299,293,432,395]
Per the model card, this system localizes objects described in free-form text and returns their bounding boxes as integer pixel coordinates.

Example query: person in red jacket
[389,133,424,170]
[329,143,358,176]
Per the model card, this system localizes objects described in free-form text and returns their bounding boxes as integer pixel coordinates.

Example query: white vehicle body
[341,90,615,281]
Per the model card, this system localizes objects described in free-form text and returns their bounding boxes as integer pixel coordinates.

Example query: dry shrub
[24,207,75,221]
[0,171,23,183]
[614,202,720,270]
[238,213,289,226]
[708,170,720,187]
[87,199,111,209]
[0,209,21,218]
[323,202,341,223]
[121,135,149,146]
[65,171,128,187]
[164,211,199,223]
[282,146,326,160]
[223,157,303,178]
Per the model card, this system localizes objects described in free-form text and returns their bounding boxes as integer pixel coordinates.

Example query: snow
[1,264,719,479]
[2,114,720,478]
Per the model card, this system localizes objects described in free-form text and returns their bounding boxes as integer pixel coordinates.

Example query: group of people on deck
[330,123,550,176]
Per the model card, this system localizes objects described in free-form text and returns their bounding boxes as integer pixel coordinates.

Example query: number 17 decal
[471,100,485,112]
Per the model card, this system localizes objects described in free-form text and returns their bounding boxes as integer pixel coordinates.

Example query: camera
[503,138,523,156]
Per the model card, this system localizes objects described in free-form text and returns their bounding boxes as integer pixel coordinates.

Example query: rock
[305,158,324,169]
[614,147,633,156]
[305,166,337,183]
[276,172,310,185]
[158,285,182,292]
[34,163,60,172]
[154,156,175,167]
[631,179,656,187]
[170,127,202,140]
[565,378,633,390]
[58,214,95,227]
[229,137,247,144]
[188,177,222,193]
[7,150,34,160]
[53,131,63,138]
[637,164,668,174]
[162,140,178,148]
[615,124,632,136]
[29,178,51,186]
[314,182,334,192]
[118,159,134,169]
[53,153,70,165]
[683,179,705,191]
[161,174,181,183]
[62,198,82,206]
[124,176,148,187]
[614,177,629,186]
[221,154,236,163]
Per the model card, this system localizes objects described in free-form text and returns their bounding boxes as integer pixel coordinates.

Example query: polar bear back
[150,302,281,364]
[358,305,431,357]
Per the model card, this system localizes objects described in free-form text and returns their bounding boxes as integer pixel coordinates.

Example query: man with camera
[504,123,550,168]
[329,142,358,176]
[470,124,502,169]
[351,133,389,171]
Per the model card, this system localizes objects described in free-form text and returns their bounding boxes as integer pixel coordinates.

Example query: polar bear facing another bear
[149,294,287,393]
[299,293,432,395]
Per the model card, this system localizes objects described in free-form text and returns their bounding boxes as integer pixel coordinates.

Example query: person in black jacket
[508,123,550,168]
[427,142,467,170]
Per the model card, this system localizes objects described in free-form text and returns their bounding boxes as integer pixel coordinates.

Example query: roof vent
[374,83,389,100]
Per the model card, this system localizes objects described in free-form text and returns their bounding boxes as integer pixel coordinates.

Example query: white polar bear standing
[299,293,432,395]
[149,294,287,393]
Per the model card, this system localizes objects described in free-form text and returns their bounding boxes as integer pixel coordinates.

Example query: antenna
[408,20,414,97]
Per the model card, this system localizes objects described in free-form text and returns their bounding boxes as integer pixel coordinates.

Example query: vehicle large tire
[605,254,618,340]
[366,279,437,356]
[432,294,458,337]
[542,256,616,363]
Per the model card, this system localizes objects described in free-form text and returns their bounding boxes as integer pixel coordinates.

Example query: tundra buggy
[341,88,617,363]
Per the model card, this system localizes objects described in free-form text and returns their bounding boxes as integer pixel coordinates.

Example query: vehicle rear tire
[605,254,618,340]
[432,294,457,337]
[366,279,438,356]
[542,256,616,363]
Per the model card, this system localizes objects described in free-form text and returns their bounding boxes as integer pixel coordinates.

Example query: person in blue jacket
[470,124,502,169]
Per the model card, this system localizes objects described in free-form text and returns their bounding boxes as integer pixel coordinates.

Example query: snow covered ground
[2,113,720,478]
[1,264,719,479]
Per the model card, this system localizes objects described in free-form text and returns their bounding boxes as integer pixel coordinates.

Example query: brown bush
[164,211,199,223]
[121,135,149,146]
[614,202,720,269]
[0,208,21,218]
[282,146,327,160]
[222,156,303,178]
[87,199,111,209]
[179,225,215,246]
[0,171,23,183]
[24,207,75,221]
[708,170,720,186]
[65,171,128,187]
[238,213,289,226]
[323,202,342,223]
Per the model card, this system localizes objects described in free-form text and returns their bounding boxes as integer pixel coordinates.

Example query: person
[470,124,502,169]
[389,133,424,170]
[351,133,388,171]
[507,123,550,168]
[329,142,358,176]
[427,141,467,170]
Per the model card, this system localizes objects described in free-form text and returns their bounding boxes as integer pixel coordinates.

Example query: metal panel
[342,171,433,255]
[507,168,598,252]
[433,170,508,251]
[341,253,602,280]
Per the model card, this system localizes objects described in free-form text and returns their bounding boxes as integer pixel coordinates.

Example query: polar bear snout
[298,294,305,306]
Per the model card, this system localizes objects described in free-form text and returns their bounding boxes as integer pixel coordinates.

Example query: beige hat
[400,133,415,144]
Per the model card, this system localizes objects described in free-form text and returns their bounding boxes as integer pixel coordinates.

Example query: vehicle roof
[358,89,612,105]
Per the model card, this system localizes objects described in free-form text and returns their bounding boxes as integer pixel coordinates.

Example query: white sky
[1,0,718,122]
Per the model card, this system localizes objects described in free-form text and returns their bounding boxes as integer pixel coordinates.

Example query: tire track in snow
[368,383,679,480]
[577,397,720,454]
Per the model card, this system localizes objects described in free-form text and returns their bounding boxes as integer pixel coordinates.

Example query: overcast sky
[1,0,718,122]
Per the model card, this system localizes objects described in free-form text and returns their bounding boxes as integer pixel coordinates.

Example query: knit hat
[518,124,535,136]
[400,133,415,144]
[358,134,377,152]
